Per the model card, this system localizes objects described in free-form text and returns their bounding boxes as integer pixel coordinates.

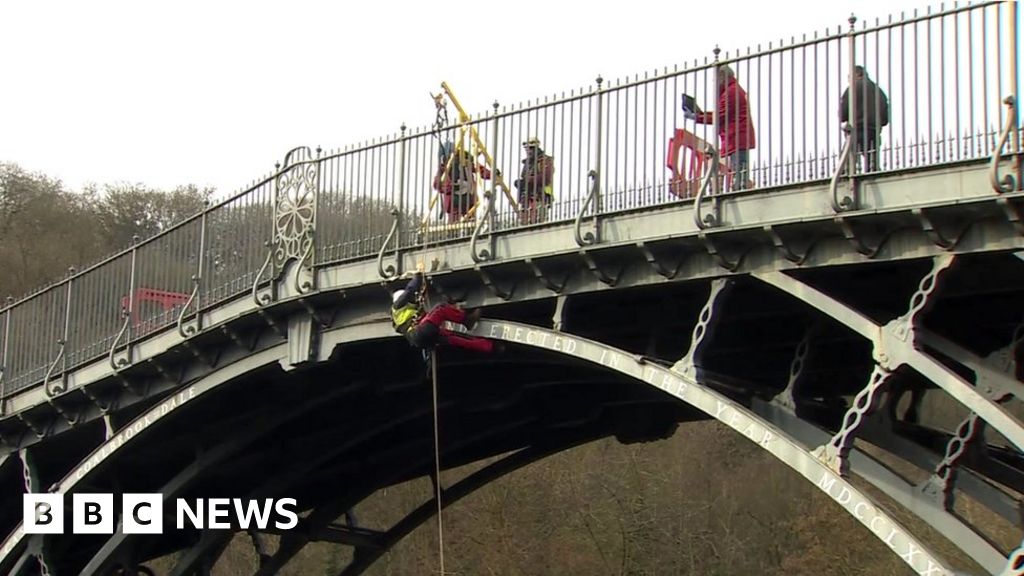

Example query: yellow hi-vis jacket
[392,303,420,334]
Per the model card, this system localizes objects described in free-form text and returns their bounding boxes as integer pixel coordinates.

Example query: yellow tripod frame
[423,82,520,228]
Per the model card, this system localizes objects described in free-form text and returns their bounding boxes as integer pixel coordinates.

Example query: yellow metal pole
[442,82,520,210]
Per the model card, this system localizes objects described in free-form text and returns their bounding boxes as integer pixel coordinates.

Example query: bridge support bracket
[997,197,1024,236]
[911,207,967,251]
[298,297,333,329]
[78,385,112,415]
[772,325,816,412]
[578,249,621,287]
[697,231,746,272]
[17,412,49,439]
[552,294,569,331]
[474,265,515,301]
[763,225,815,265]
[635,241,681,279]
[525,258,568,293]
[835,215,900,259]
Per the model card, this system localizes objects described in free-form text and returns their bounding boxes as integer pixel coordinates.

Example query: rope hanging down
[430,348,446,575]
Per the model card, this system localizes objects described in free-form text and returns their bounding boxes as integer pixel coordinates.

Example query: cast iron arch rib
[473,319,959,576]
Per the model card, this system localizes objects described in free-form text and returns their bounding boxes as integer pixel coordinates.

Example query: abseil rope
[430,348,446,575]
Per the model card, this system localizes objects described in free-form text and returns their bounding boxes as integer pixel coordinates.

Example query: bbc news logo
[24,494,298,534]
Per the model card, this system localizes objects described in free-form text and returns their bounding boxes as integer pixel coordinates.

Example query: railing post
[45,268,74,397]
[471,103,501,262]
[127,235,138,342]
[846,13,859,203]
[178,201,209,338]
[1010,0,1021,187]
[490,101,499,227]
[0,297,12,415]
[594,75,604,226]
[196,201,207,327]
[397,124,407,251]
[712,47,722,197]
[60,268,73,376]
[110,235,140,370]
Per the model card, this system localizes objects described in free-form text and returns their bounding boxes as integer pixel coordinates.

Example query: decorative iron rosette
[272,157,318,272]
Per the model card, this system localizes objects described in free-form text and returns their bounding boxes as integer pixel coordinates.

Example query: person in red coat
[686,65,756,191]
[433,142,492,223]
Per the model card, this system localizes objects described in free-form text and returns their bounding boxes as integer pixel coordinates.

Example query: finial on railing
[713,45,721,61]
[132,234,140,246]
[596,76,603,89]
[68,267,75,276]
[493,101,499,112]
[316,146,322,159]
[848,14,857,31]
[400,123,407,134]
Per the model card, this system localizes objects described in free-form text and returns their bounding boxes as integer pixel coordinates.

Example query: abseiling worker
[391,267,496,354]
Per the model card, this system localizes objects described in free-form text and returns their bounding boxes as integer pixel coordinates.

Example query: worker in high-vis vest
[514,138,555,225]
[391,271,495,354]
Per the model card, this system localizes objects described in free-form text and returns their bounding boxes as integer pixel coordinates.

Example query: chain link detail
[816,365,892,476]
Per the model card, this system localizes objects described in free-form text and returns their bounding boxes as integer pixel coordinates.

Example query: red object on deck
[120,288,190,325]
[666,128,736,198]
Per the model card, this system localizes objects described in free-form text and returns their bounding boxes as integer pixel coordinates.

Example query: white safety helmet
[392,290,404,304]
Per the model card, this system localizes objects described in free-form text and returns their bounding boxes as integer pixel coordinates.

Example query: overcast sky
[0,0,965,197]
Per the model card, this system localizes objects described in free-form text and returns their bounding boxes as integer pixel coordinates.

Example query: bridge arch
[0,311,1009,575]
[477,319,963,576]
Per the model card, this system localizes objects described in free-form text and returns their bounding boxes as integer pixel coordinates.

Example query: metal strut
[673,278,730,381]
[920,413,984,510]
[814,364,893,476]
[774,326,816,412]
[757,257,1024,454]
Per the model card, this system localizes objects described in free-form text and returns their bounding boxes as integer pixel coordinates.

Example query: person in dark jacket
[514,138,555,224]
[391,270,494,354]
[686,65,756,191]
[840,65,890,172]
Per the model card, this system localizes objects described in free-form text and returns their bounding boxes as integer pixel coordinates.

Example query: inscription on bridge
[70,388,197,485]
[485,321,954,576]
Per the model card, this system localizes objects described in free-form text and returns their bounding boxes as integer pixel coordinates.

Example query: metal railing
[0,1,1019,398]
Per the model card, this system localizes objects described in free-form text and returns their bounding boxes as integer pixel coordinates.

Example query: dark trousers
[853,127,881,172]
